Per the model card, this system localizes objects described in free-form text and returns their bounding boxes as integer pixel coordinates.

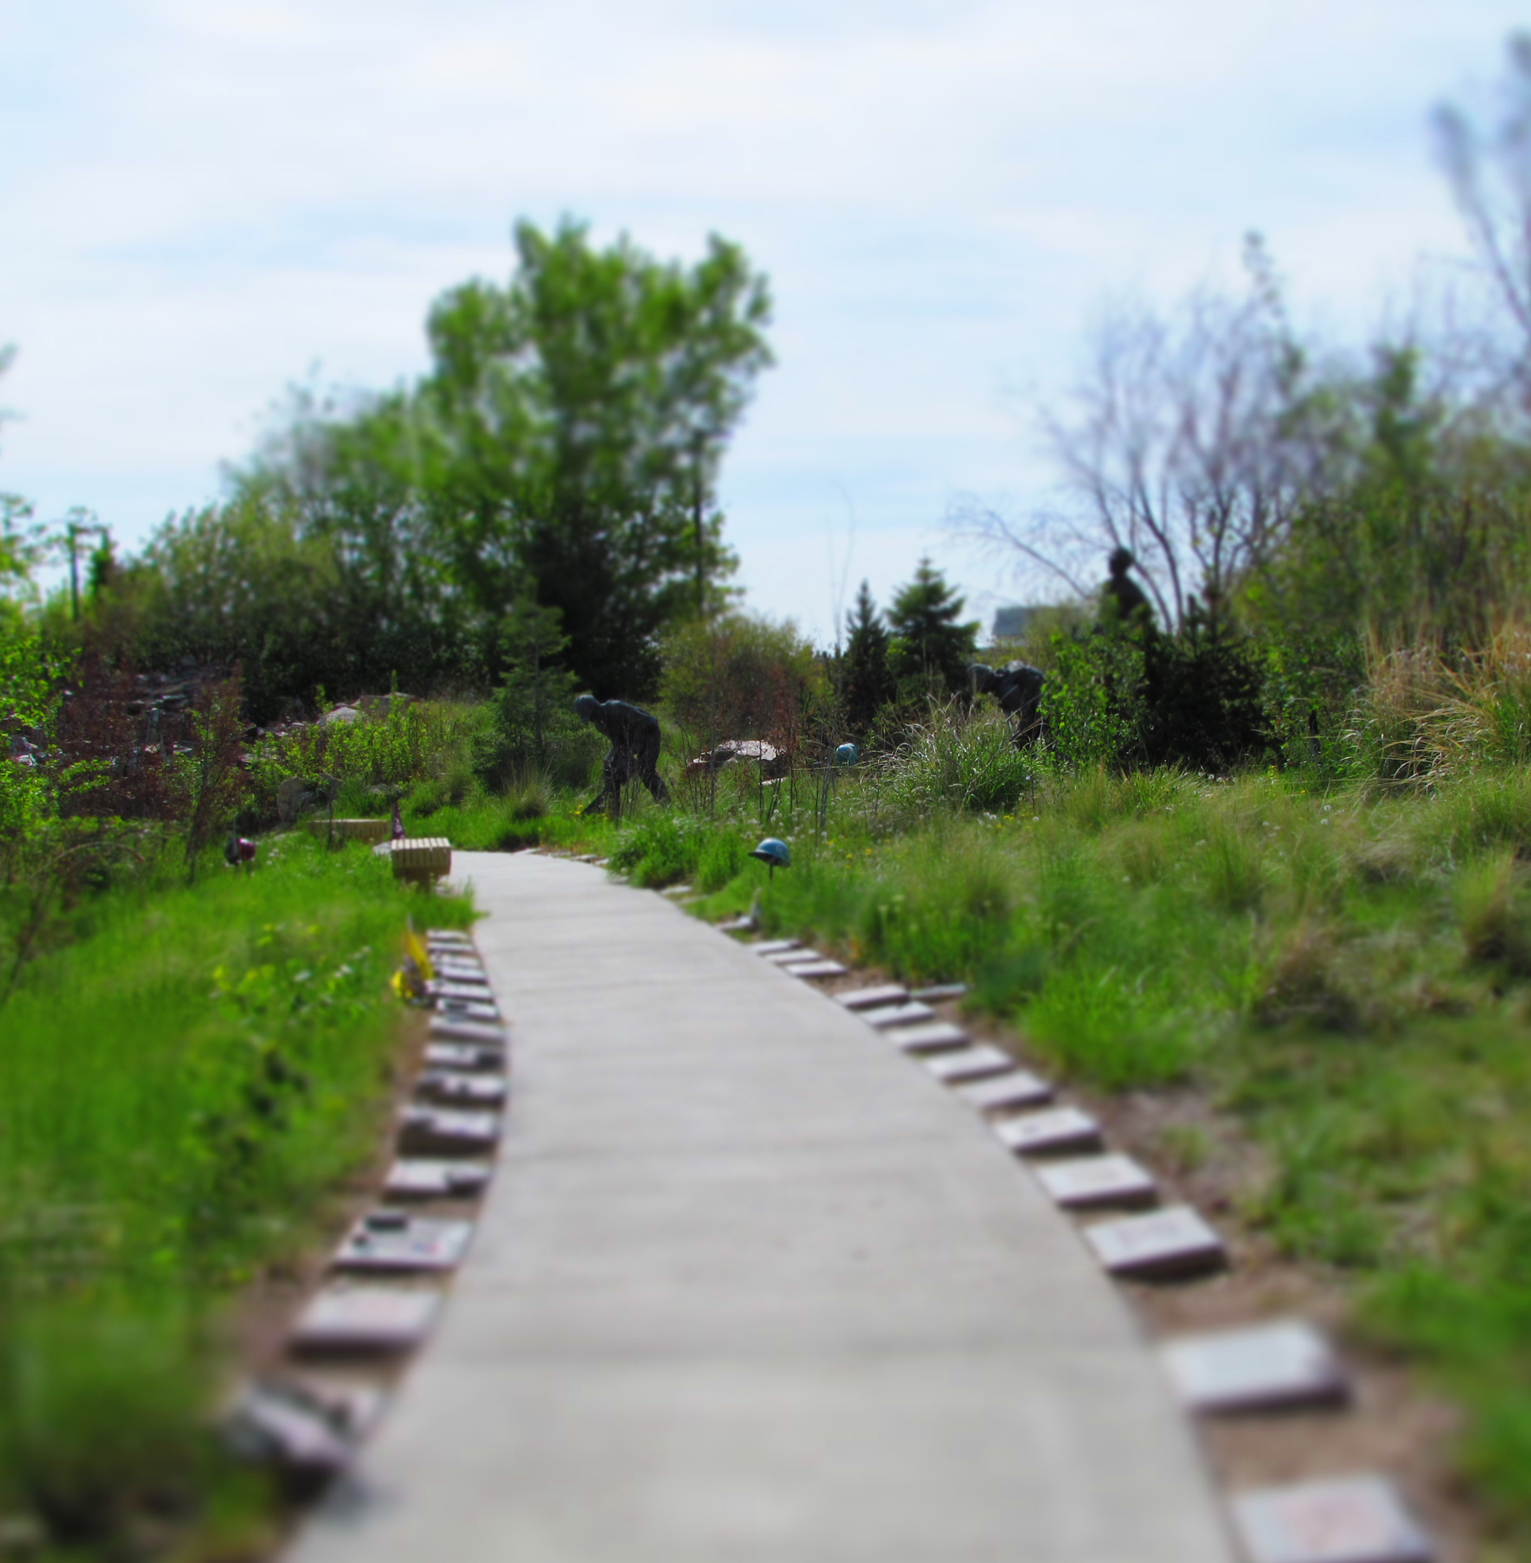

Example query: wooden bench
[305,818,393,844]
[373,836,453,885]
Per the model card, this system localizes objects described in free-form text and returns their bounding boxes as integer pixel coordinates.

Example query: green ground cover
[0,831,472,1559]
[594,756,1531,1551]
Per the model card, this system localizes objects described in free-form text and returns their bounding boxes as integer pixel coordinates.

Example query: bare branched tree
[1435,35,1531,364]
[953,245,1314,633]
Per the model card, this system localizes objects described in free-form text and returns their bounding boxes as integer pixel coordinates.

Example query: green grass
[0,830,473,1556]
[600,758,1531,1548]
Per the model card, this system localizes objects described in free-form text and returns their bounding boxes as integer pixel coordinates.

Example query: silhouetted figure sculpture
[969,661,1047,747]
[1101,547,1154,629]
[575,695,670,815]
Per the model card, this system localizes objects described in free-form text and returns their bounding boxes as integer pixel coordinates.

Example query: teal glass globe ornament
[750,837,791,879]
[835,743,859,766]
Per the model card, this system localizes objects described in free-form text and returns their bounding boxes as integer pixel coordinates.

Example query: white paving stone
[290,1287,441,1354]
[885,1020,973,1053]
[434,997,501,1023]
[754,939,801,956]
[910,982,968,1002]
[786,960,849,979]
[766,947,820,965]
[424,1042,505,1072]
[1160,1321,1349,1414]
[836,984,910,1011]
[428,1016,508,1046]
[1230,1475,1434,1563]
[1084,1205,1226,1279]
[993,1107,1104,1157]
[923,1045,1014,1084]
[860,1000,938,1030]
[397,1106,502,1155]
[954,1070,1053,1111]
[416,1072,508,1106]
[333,1213,475,1272]
[384,1160,494,1201]
[1034,1154,1158,1210]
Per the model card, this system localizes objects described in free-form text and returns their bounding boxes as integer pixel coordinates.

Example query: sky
[0,0,1524,645]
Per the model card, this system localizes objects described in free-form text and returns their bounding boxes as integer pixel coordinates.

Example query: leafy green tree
[887,559,979,698]
[842,580,892,733]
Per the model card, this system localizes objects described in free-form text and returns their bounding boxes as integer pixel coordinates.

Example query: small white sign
[1230,1475,1434,1563]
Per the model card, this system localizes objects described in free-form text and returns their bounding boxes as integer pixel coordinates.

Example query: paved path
[290,852,1234,1563]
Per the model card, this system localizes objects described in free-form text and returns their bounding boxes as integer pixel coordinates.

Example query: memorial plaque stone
[1230,1475,1434,1563]
[886,1021,972,1053]
[860,1001,938,1030]
[1034,1153,1158,1210]
[1083,1205,1226,1278]
[428,1016,508,1046]
[755,939,801,956]
[426,929,473,945]
[291,1287,441,1353]
[955,1070,1053,1111]
[993,1107,1103,1156]
[398,1106,501,1155]
[1160,1321,1349,1414]
[836,984,910,1011]
[923,1045,1014,1084]
[911,983,968,1002]
[430,979,492,1001]
[384,1159,493,1200]
[434,998,500,1023]
[787,960,848,979]
[416,1071,507,1106]
[766,947,821,965]
[225,1382,355,1475]
[332,1212,474,1272]
[423,1042,504,1072]
[434,958,487,980]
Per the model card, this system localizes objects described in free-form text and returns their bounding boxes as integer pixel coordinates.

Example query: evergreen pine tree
[886,558,979,698]
[842,580,893,733]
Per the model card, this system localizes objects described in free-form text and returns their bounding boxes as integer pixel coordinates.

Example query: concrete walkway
[289,852,1234,1563]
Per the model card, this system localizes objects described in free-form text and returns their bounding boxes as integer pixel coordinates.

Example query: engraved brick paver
[993,1106,1104,1157]
[1084,1206,1226,1279]
[836,984,910,1011]
[332,1213,475,1272]
[428,1016,509,1045]
[1034,1153,1158,1210]
[384,1160,493,1200]
[766,947,821,965]
[754,939,801,956]
[884,1020,972,1053]
[1230,1476,1433,1563]
[785,959,849,979]
[923,1045,1014,1084]
[1160,1321,1348,1414]
[859,1000,938,1029]
[955,1070,1053,1112]
[286,854,1234,1563]
[290,1287,440,1354]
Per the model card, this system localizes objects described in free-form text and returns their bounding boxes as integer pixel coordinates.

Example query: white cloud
[0,0,1525,636]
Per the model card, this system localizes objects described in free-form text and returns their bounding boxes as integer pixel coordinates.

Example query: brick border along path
[286,852,1233,1563]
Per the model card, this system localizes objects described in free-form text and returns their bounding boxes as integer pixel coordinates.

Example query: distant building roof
[992,606,1038,640]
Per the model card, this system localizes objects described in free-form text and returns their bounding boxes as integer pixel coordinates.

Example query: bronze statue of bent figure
[575,696,671,815]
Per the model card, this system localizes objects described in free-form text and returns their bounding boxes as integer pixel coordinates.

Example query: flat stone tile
[426,929,474,945]
[955,1071,1054,1112]
[886,1021,973,1053]
[787,960,849,979]
[660,884,693,897]
[434,998,501,1023]
[755,939,802,956]
[428,1017,508,1046]
[333,1212,475,1272]
[416,1071,508,1107]
[423,1042,505,1072]
[860,1001,938,1030]
[836,984,910,1011]
[1034,1154,1158,1211]
[1230,1475,1433,1563]
[434,958,488,978]
[716,915,756,932]
[290,1286,441,1354]
[1084,1206,1227,1280]
[398,1106,502,1156]
[225,1381,357,1475]
[994,1108,1104,1157]
[766,947,821,965]
[923,1045,1015,1084]
[911,983,968,1001]
[430,978,492,999]
[1160,1321,1349,1414]
[384,1159,494,1201]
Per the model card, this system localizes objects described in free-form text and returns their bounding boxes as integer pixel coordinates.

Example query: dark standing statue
[575,695,671,815]
[1101,547,1154,629]
[969,661,1047,747]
